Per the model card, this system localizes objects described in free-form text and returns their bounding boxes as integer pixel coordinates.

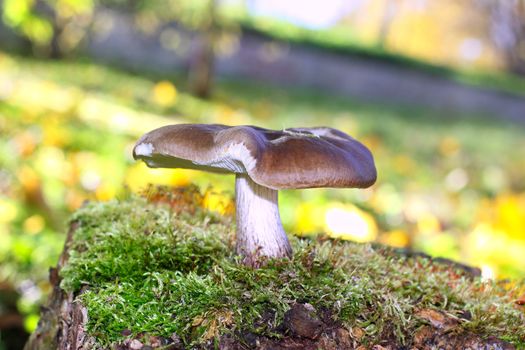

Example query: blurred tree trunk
[378,0,401,48]
[188,0,217,99]
[481,0,525,75]
[0,283,29,350]
[49,20,64,59]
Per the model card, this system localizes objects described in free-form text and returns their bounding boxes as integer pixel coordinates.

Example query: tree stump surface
[24,221,518,350]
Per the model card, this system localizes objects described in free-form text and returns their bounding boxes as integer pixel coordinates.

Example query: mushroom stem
[235,173,292,267]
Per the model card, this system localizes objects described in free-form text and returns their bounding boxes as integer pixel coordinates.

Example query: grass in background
[217,9,525,98]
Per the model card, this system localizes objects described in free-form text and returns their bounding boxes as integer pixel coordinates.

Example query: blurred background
[1,0,525,348]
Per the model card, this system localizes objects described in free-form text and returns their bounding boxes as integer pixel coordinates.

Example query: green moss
[60,193,525,348]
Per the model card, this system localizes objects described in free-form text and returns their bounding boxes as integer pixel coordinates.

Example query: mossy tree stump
[24,192,525,349]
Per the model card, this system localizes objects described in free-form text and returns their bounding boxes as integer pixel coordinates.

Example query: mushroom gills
[205,142,257,173]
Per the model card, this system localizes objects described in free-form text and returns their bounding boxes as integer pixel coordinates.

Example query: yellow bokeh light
[474,193,525,256]
[203,191,234,215]
[18,166,40,192]
[324,203,377,243]
[381,229,410,248]
[36,146,66,179]
[125,163,191,192]
[11,80,80,113]
[466,223,525,278]
[152,81,178,107]
[0,199,18,224]
[494,194,525,239]
[294,202,324,234]
[416,213,441,234]
[43,122,71,147]
[23,215,45,235]
[95,184,117,202]
[77,95,181,136]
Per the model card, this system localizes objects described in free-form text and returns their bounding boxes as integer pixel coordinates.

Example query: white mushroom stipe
[134,143,154,157]
[235,173,292,266]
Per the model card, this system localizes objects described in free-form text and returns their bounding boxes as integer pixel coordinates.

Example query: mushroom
[133,124,376,267]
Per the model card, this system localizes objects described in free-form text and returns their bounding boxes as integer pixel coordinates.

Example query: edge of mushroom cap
[251,126,377,190]
[132,124,377,190]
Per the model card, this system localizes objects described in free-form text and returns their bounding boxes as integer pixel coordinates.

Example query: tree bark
[188,0,217,98]
[24,221,94,350]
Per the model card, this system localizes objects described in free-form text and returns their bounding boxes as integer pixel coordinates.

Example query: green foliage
[2,0,53,45]
[61,196,525,348]
[0,0,215,53]
[1,0,94,48]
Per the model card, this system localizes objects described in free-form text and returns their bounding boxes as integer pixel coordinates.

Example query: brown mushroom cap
[133,124,377,190]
